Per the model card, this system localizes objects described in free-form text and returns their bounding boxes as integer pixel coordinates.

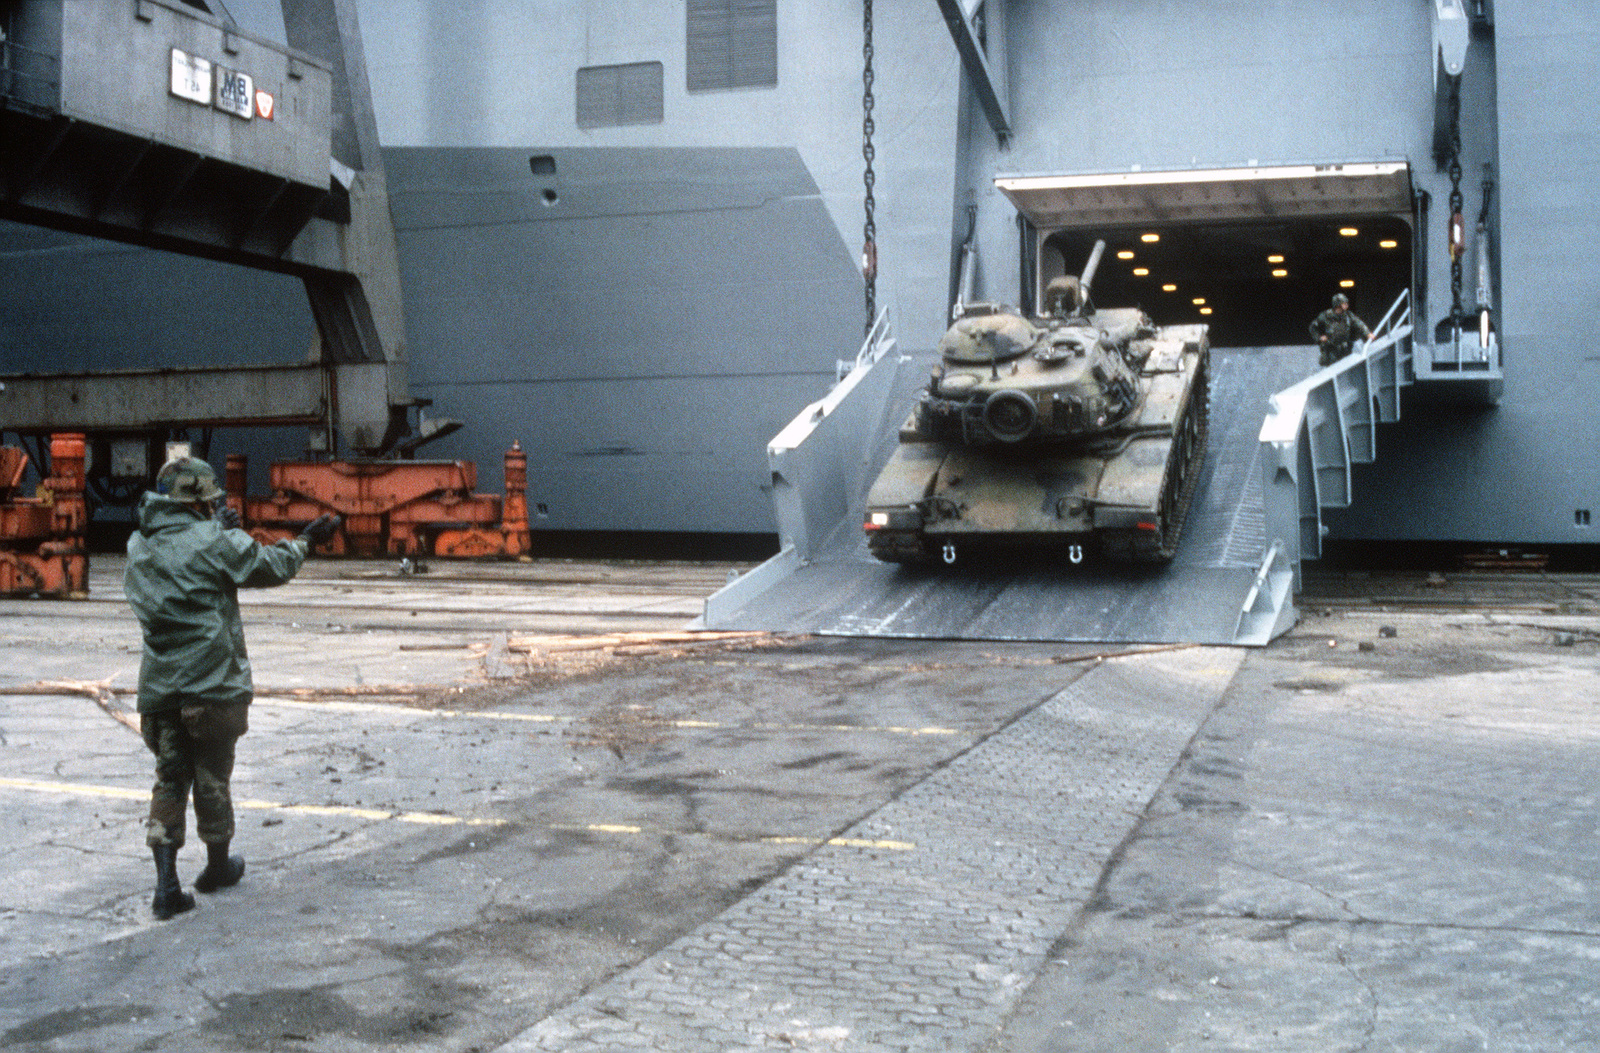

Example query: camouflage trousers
[1319,342,1354,367]
[140,702,249,848]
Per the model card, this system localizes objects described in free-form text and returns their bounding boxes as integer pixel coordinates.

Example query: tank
[863,240,1209,565]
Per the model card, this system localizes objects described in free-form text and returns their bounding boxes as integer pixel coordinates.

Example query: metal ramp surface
[705,346,1317,644]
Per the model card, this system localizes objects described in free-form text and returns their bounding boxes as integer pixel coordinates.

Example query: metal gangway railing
[1237,288,1414,643]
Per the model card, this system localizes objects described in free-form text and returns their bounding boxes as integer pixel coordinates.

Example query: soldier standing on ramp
[125,456,338,919]
[1309,292,1372,367]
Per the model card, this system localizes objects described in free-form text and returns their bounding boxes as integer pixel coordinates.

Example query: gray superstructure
[2,0,1594,552]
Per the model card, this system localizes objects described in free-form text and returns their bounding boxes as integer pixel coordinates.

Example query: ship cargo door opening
[997,162,1415,347]
[700,163,1419,646]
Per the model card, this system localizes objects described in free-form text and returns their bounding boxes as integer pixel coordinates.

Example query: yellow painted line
[750,721,959,737]
[0,777,144,801]
[258,697,960,737]
[0,778,913,849]
[762,835,917,852]
[236,799,507,827]
[0,777,505,828]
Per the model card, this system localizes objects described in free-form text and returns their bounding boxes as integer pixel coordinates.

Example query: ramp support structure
[1257,289,1414,610]
[703,312,901,627]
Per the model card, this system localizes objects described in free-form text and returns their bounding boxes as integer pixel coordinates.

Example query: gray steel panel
[387,146,861,533]
[709,347,1315,644]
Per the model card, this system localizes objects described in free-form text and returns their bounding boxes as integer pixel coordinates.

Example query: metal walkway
[702,342,1319,645]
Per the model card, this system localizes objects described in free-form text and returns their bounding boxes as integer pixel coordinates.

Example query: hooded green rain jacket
[126,493,309,713]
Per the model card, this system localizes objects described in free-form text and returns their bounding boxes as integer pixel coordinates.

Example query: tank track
[1100,350,1210,564]
[867,530,933,564]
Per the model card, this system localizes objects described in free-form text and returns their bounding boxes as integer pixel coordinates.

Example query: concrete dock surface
[0,558,1597,1051]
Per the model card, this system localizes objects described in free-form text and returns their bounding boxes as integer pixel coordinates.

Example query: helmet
[1331,293,1350,308]
[155,457,225,502]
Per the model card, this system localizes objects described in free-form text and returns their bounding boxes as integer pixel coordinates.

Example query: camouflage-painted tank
[863,241,1209,565]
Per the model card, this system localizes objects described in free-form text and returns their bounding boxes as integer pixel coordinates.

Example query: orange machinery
[226,441,531,558]
[0,433,89,597]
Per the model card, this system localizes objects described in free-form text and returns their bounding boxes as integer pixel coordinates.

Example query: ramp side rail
[701,311,903,626]
[1255,288,1414,606]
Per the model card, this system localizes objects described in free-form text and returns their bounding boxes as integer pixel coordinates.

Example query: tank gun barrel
[1079,239,1107,294]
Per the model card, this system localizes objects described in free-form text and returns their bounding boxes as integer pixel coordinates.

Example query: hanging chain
[862,0,877,336]
[1446,73,1465,330]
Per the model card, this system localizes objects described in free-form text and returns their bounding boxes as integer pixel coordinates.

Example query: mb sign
[214,65,254,119]
[168,48,255,121]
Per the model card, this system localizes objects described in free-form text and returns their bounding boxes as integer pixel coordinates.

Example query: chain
[1446,73,1465,329]
[862,0,877,336]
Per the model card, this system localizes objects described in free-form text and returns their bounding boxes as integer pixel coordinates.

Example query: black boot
[193,841,245,893]
[151,845,194,920]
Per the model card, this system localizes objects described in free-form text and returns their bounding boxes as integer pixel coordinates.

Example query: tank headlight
[866,508,923,530]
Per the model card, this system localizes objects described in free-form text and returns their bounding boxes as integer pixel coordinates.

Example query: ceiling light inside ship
[1041,215,1411,346]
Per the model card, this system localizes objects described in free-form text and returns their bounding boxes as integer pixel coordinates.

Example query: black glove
[214,504,242,530]
[298,513,341,547]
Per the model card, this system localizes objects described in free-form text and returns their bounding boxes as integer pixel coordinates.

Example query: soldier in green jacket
[1309,293,1372,367]
[125,457,338,919]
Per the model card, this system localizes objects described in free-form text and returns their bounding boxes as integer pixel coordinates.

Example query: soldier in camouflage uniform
[1309,293,1372,367]
[126,456,338,919]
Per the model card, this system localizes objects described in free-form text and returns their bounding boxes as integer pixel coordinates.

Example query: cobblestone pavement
[502,649,1242,1052]
[989,596,1600,1052]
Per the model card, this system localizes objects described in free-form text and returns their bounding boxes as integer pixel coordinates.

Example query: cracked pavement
[1,559,1599,1050]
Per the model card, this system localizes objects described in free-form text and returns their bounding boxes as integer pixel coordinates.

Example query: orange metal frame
[226,442,531,558]
[0,434,89,598]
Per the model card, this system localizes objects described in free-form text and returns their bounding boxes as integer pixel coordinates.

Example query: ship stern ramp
[701,295,1413,646]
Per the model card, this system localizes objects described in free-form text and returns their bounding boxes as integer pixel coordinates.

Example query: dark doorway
[1046,217,1413,347]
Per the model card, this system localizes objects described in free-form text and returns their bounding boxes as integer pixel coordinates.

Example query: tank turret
[916,240,1163,448]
